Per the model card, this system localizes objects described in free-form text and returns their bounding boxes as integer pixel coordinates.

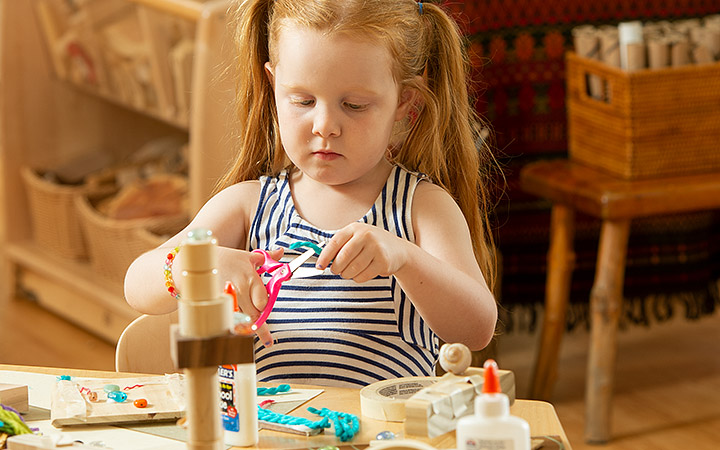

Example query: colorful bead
[103,384,120,393]
[376,431,396,440]
[133,398,148,408]
[87,391,98,402]
[164,246,181,299]
[107,391,127,402]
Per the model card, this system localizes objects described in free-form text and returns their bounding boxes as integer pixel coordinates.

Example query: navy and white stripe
[248,165,438,387]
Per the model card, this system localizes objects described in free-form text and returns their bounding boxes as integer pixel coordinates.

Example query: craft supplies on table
[50,375,185,427]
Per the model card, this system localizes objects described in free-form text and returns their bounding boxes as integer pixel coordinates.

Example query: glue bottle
[219,282,259,446]
[456,359,530,450]
[219,363,258,446]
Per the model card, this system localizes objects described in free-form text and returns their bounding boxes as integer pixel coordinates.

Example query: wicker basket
[566,51,720,179]
[75,192,188,283]
[20,166,112,259]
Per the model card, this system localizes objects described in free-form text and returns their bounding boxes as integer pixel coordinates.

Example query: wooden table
[0,364,572,449]
[520,159,720,443]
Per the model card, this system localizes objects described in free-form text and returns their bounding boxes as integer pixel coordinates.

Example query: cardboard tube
[619,21,644,70]
[599,27,621,68]
[671,38,691,67]
[692,44,714,64]
[647,37,670,69]
[625,42,647,71]
[573,25,603,99]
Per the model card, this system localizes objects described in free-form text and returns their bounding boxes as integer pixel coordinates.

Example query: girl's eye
[344,102,367,111]
[291,98,314,106]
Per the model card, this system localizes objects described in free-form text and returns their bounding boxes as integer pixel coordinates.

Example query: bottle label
[219,365,239,432]
[463,438,515,450]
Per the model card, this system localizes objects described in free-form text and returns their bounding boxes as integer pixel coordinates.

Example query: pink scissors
[251,244,324,330]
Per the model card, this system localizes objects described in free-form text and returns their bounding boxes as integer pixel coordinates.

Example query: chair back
[115,311,179,374]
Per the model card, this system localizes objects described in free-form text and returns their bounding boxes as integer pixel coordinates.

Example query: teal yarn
[257,405,360,442]
[257,384,291,396]
[307,407,360,442]
[257,406,330,430]
[289,241,323,255]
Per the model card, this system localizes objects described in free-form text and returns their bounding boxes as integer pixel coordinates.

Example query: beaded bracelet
[164,245,181,299]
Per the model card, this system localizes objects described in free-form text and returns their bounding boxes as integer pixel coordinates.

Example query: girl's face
[267,24,412,187]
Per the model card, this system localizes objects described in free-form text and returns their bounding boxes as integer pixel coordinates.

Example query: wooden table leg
[585,219,630,444]
[530,204,575,400]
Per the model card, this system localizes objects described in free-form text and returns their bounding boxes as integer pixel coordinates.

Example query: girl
[125,0,498,387]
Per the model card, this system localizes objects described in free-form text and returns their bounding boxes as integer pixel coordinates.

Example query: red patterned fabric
[439,0,720,330]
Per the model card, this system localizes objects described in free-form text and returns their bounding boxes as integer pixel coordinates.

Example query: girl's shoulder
[214,179,262,198]
[412,179,463,219]
[204,180,262,214]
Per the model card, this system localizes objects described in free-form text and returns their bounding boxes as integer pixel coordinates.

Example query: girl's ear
[394,75,423,121]
[264,62,275,88]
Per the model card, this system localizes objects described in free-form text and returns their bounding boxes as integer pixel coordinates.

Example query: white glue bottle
[456,359,531,450]
[219,362,258,446]
[219,283,259,447]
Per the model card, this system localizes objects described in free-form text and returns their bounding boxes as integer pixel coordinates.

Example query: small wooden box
[566,51,720,180]
[0,383,29,414]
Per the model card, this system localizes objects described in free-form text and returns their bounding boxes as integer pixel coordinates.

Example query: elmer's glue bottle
[219,363,258,446]
[219,282,259,446]
[456,359,530,450]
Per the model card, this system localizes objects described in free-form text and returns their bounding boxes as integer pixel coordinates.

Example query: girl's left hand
[316,222,409,283]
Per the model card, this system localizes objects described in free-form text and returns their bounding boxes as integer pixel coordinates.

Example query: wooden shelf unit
[0,0,237,343]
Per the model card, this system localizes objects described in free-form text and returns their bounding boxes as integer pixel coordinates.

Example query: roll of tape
[360,377,438,422]
[369,439,437,450]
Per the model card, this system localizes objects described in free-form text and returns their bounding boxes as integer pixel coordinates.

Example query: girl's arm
[397,182,497,350]
[316,182,497,351]
[124,181,270,319]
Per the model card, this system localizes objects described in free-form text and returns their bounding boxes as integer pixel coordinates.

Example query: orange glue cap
[482,359,501,394]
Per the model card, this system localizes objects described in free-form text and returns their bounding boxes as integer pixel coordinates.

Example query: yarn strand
[257,405,360,442]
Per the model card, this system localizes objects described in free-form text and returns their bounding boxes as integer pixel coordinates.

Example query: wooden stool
[520,159,720,443]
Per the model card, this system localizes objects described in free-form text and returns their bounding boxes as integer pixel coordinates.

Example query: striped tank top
[248,165,439,388]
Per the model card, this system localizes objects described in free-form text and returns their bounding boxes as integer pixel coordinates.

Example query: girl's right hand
[220,247,284,348]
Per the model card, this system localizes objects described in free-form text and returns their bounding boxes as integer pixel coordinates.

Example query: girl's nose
[312,105,341,138]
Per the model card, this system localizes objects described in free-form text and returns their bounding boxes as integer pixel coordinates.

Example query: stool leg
[585,219,630,444]
[530,204,575,400]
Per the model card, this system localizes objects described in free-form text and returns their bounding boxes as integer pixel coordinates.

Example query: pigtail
[215,0,280,191]
[401,2,497,292]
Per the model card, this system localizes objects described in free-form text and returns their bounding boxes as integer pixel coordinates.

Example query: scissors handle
[253,249,285,274]
[251,249,293,330]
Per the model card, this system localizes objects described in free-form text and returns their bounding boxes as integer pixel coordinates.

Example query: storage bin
[566,51,720,179]
[75,191,188,283]
[21,167,113,260]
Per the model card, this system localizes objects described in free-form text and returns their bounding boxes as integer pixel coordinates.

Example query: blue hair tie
[418,2,423,15]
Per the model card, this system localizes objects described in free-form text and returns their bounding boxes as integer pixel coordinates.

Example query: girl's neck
[290,160,394,230]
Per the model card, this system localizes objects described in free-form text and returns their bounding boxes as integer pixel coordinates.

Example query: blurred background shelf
[0,0,237,343]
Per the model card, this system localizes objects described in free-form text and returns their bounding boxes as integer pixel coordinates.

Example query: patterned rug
[438,0,720,331]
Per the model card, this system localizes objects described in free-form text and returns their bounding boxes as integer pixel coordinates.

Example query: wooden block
[0,383,29,414]
[404,367,515,438]
[170,325,254,368]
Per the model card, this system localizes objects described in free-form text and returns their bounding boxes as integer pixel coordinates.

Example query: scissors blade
[291,267,327,278]
[287,243,324,274]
